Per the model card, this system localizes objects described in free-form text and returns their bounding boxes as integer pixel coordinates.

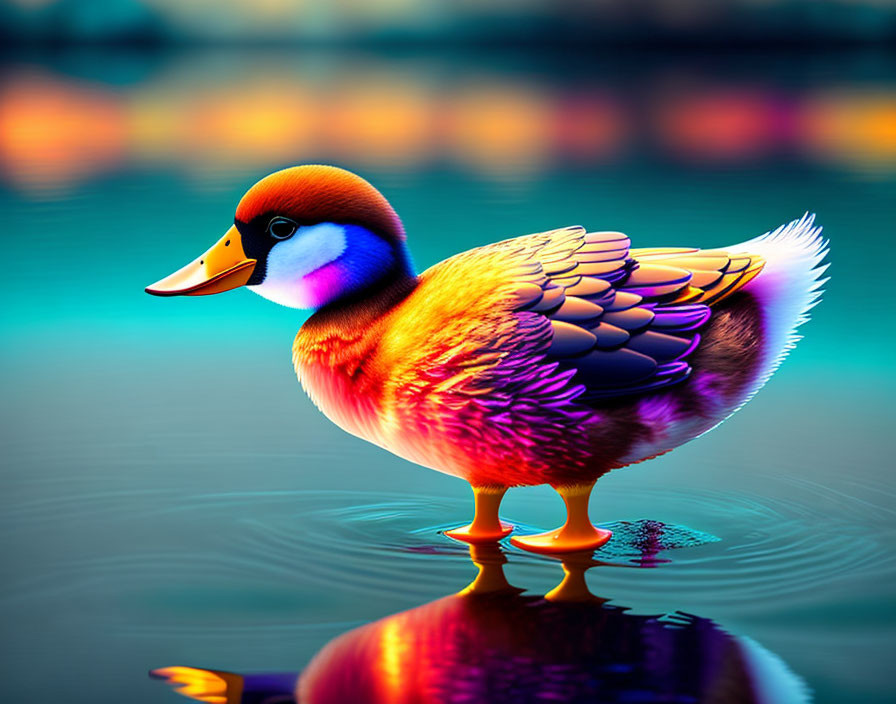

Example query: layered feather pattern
[511,227,765,402]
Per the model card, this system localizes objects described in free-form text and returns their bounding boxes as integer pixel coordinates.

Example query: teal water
[1,48,895,703]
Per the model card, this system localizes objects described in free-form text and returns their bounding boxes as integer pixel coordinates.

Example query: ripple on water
[5,481,893,618]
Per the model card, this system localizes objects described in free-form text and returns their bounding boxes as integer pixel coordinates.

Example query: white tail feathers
[730,212,830,398]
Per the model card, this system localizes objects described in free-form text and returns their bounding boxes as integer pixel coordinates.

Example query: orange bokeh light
[449,84,553,176]
[0,72,126,190]
[179,82,318,166]
[801,92,896,170]
[325,76,436,168]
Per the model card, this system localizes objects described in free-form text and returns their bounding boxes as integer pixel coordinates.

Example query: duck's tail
[150,666,298,704]
[728,213,829,404]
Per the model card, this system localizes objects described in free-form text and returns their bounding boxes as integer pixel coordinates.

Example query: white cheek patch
[248,222,347,309]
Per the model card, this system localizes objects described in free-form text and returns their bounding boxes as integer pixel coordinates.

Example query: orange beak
[145,225,256,297]
[150,666,244,704]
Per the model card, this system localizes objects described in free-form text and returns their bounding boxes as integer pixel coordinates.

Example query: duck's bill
[145,225,256,297]
[150,666,243,704]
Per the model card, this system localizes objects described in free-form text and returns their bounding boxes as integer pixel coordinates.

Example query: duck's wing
[403,226,764,406]
[503,228,766,401]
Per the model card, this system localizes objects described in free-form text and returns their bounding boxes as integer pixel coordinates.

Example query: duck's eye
[268,217,298,240]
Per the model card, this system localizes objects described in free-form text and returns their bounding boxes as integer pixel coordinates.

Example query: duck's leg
[444,485,513,543]
[510,481,612,554]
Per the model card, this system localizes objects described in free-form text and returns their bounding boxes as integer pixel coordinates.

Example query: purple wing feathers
[513,228,720,402]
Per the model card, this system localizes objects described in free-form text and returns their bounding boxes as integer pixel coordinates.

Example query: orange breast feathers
[293,232,601,487]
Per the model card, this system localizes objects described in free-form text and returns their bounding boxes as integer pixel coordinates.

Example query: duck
[146,165,829,554]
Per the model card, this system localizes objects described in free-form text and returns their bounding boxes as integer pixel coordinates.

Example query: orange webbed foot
[509,481,612,555]
[445,522,514,544]
[510,525,611,554]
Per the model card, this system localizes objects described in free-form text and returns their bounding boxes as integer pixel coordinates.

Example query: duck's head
[146,165,413,309]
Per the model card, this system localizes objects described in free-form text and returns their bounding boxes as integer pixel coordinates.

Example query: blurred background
[1,0,896,45]
[1,2,895,704]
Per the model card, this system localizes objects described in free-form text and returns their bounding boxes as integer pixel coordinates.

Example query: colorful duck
[146,165,828,554]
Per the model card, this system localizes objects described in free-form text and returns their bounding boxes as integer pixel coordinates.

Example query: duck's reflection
[152,545,808,704]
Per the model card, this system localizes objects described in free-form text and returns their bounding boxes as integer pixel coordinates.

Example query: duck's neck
[296,260,418,363]
[314,266,417,331]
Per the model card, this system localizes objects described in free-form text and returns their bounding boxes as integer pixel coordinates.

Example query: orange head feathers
[235,165,405,244]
